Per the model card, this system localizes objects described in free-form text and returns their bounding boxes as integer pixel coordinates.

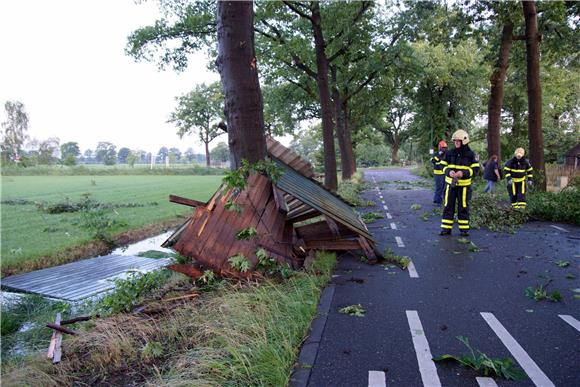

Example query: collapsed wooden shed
[162,137,380,278]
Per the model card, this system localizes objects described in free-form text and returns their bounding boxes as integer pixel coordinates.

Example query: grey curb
[288,283,336,387]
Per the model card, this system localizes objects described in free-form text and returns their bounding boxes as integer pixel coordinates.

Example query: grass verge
[1,252,337,387]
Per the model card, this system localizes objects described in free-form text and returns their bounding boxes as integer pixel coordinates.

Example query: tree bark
[391,139,400,164]
[205,140,210,167]
[342,102,357,177]
[522,1,545,190]
[216,0,266,169]
[311,1,338,191]
[487,23,513,162]
[331,67,355,180]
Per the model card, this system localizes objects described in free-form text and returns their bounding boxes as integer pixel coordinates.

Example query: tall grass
[2,252,337,387]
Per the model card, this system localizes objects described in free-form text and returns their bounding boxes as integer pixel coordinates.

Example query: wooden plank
[169,194,206,208]
[358,236,377,261]
[289,210,321,223]
[305,239,362,251]
[324,215,340,236]
[272,186,288,215]
[47,312,61,359]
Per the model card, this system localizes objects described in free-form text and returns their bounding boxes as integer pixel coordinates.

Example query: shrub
[527,188,580,225]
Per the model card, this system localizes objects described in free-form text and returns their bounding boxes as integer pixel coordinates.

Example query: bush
[96,270,170,315]
[527,188,580,225]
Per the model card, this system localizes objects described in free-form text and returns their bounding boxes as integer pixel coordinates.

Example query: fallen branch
[60,315,98,325]
[161,293,199,303]
[46,323,79,336]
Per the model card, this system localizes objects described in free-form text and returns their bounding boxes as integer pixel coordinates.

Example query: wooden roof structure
[162,139,379,278]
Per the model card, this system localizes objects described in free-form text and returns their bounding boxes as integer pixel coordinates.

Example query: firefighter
[431,140,448,205]
[504,147,533,209]
[439,129,480,236]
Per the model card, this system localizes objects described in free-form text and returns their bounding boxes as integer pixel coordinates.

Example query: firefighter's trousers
[508,180,527,209]
[441,184,471,231]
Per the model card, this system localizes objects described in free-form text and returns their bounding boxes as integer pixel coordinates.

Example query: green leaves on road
[338,304,366,317]
[433,336,526,381]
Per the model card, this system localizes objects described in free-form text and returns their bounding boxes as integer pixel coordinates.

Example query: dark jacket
[431,150,447,175]
[504,157,533,182]
[440,144,480,187]
[483,160,500,181]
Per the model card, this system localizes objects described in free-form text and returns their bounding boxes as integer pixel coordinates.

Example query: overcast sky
[0,0,222,155]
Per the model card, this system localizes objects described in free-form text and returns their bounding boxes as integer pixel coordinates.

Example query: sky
[0,0,222,155]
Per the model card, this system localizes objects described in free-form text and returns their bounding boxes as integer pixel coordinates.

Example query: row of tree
[0,101,229,167]
[133,1,578,191]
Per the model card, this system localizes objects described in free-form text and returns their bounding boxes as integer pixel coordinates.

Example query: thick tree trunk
[311,2,338,191]
[487,23,513,162]
[522,1,545,190]
[216,1,266,169]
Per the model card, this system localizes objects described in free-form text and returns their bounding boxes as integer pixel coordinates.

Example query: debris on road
[163,137,381,278]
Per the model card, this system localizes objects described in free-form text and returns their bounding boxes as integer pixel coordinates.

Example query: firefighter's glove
[527,180,533,188]
[507,178,513,185]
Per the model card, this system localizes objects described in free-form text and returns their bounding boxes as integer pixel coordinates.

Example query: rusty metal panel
[274,160,373,241]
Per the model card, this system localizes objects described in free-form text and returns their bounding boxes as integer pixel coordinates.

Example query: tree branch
[283,1,313,22]
[283,76,317,99]
[327,1,372,46]
[344,71,378,102]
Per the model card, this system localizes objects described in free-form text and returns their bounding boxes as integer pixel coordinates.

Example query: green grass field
[1,175,222,270]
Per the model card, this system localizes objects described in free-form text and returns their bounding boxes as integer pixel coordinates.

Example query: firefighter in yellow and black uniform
[439,130,480,236]
[504,147,533,209]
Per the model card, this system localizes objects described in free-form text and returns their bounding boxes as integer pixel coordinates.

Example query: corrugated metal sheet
[1,255,171,301]
[274,160,373,241]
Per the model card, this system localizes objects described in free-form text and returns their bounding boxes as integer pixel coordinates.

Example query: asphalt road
[305,168,579,387]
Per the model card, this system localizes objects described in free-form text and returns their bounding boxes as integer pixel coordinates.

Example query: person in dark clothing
[439,129,480,236]
[483,155,501,193]
[504,147,533,209]
[431,140,448,205]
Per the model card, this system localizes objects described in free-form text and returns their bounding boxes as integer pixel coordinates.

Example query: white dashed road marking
[407,261,419,278]
[390,222,397,230]
[406,310,442,387]
[476,377,498,387]
[368,371,386,387]
[481,312,555,387]
[383,204,389,210]
[386,213,392,219]
[558,315,580,333]
[395,236,405,247]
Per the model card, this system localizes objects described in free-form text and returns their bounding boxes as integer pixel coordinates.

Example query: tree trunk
[391,136,400,164]
[343,102,357,177]
[331,67,355,180]
[487,23,513,162]
[311,2,338,191]
[205,141,210,167]
[522,1,545,190]
[216,0,266,169]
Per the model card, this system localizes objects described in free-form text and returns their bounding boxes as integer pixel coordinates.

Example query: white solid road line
[407,261,419,278]
[406,310,442,387]
[558,314,580,333]
[395,236,405,247]
[368,371,386,387]
[550,225,569,233]
[386,213,393,219]
[390,222,397,230]
[481,312,555,387]
[476,377,498,387]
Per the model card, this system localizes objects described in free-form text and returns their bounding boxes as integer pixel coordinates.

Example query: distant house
[565,144,580,169]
